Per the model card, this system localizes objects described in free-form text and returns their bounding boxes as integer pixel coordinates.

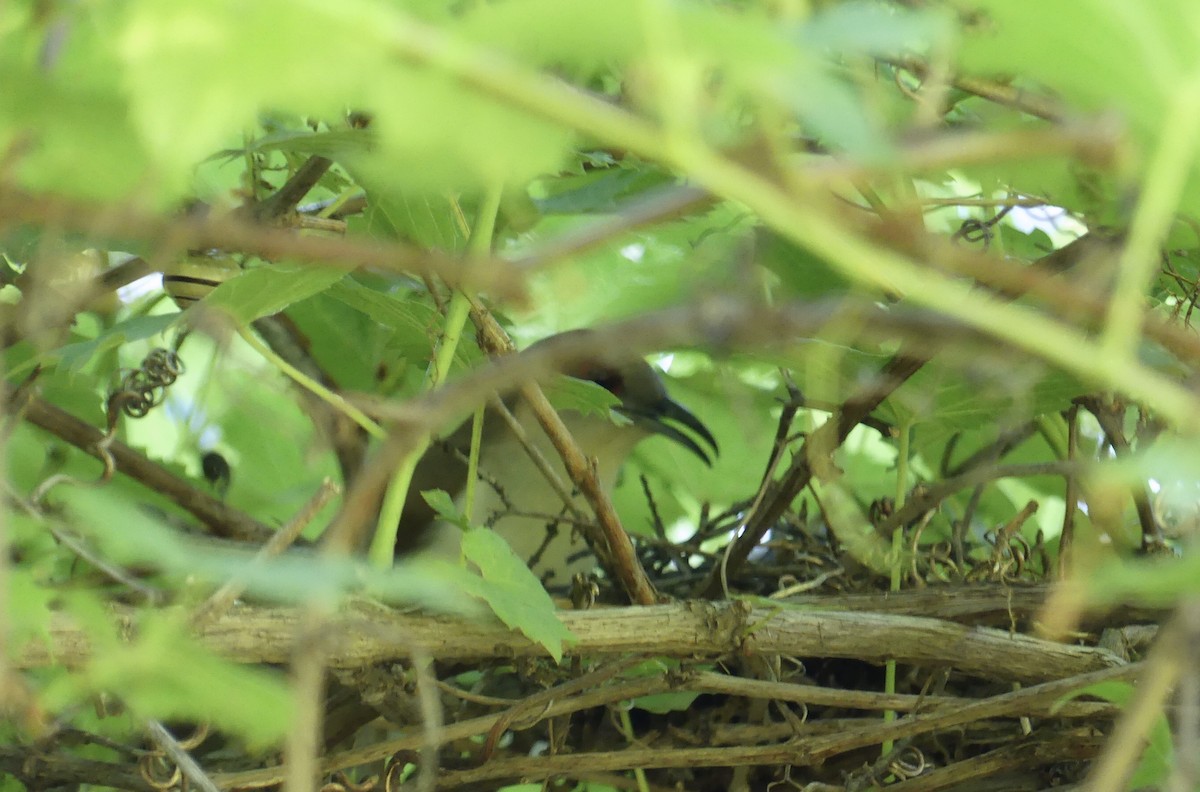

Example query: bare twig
[206,653,1129,790]
[0,186,522,300]
[191,478,340,628]
[887,56,1065,122]
[465,297,659,604]
[18,396,275,544]
[143,721,222,792]
[1077,395,1162,549]
[427,663,1137,788]
[873,461,1079,539]
[250,155,333,223]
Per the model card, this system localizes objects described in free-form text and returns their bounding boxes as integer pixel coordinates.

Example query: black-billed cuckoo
[396,338,717,586]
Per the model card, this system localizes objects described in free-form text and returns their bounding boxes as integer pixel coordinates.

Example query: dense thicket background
[3,1,1200,790]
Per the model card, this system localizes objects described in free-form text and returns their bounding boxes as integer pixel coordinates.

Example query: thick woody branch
[19,600,1124,685]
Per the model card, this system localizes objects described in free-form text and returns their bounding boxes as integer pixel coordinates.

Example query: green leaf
[757,230,852,298]
[0,19,149,200]
[53,314,179,373]
[6,533,59,648]
[1053,680,1133,711]
[201,263,345,323]
[55,486,478,612]
[361,70,574,193]
[1054,681,1172,789]
[542,377,621,419]
[618,658,702,713]
[797,2,954,59]
[535,168,675,215]
[41,609,293,748]
[460,528,575,662]
[458,0,643,73]
[422,489,470,531]
[630,690,702,714]
[325,278,440,336]
[351,186,472,253]
[879,360,1081,435]
[236,127,372,160]
[117,0,394,193]
[522,203,752,328]
[283,290,399,393]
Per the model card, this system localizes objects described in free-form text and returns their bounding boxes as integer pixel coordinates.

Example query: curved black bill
[622,398,719,466]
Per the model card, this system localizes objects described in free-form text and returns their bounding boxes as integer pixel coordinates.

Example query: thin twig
[18,397,275,544]
[0,186,522,300]
[191,478,340,628]
[464,297,658,605]
[873,461,1079,539]
[143,721,222,792]
[886,56,1065,122]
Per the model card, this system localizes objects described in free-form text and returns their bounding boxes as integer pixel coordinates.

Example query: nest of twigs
[226,503,1151,792]
[6,497,1157,792]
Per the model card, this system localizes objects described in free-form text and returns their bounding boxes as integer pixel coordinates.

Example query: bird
[395,332,718,587]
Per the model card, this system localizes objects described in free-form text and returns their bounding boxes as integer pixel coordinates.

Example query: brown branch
[250,155,333,223]
[887,56,1066,122]
[884,732,1105,791]
[779,582,1166,630]
[518,381,658,604]
[696,231,1121,597]
[684,669,1115,719]
[463,301,657,604]
[0,746,155,792]
[513,185,711,274]
[1077,395,1162,549]
[18,396,275,544]
[208,649,1126,789]
[873,460,1080,538]
[19,600,1125,684]
[0,186,523,300]
[427,663,1136,789]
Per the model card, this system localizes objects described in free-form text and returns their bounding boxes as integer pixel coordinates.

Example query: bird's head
[563,356,719,466]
